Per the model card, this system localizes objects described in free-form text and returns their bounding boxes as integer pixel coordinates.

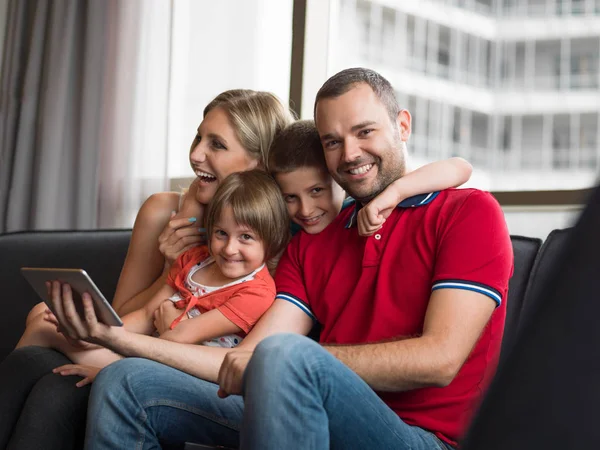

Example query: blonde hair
[203,90,296,170]
[205,170,290,273]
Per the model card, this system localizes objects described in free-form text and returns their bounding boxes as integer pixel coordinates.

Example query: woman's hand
[154,300,184,335]
[158,180,206,266]
[158,215,206,266]
[53,364,101,387]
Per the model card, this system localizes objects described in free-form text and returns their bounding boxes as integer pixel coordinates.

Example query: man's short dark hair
[268,120,327,176]
[314,68,400,123]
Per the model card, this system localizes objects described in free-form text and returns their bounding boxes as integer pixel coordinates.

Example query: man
[52,68,513,449]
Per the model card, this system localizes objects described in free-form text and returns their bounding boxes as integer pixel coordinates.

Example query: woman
[0,89,295,450]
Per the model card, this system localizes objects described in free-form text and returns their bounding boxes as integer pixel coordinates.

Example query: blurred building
[328,0,600,190]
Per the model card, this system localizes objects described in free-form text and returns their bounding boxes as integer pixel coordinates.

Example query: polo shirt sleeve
[217,283,276,334]
[432,190,513,306]
[274,235,317,321]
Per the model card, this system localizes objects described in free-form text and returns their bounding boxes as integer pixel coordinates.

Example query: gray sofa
[0,228,572,450]
[0,227,569,363]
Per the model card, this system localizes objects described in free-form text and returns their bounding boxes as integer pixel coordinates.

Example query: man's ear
[396,109,412,142]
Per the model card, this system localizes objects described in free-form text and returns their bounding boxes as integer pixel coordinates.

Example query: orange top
[166,246,276,333]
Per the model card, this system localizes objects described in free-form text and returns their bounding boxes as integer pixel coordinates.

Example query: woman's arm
[111,192,179,315]
[158,309,243,344]
[112,191,204,315]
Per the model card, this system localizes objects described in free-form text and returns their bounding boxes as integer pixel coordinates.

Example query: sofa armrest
[0,230,131,361]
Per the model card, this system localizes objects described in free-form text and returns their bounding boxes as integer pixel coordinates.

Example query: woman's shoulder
[136,192,181,224]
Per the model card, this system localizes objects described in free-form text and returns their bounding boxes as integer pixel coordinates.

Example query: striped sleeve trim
[276,293,316,321]
[432,280,502,306]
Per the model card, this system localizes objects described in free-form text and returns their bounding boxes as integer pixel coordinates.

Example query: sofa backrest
[0,229,556,365]
[518,228,572,335]
[501,235,543,362]
[0,230,131,361]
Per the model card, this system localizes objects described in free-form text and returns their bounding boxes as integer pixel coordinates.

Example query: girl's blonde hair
[202,89,296,170]
[205,170,290,273]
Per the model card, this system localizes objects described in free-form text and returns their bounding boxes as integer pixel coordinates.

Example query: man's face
[315,83,411,203]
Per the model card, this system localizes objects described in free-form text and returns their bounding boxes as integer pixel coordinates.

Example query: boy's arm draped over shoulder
[358,157,473,236]
[326,190,513,392]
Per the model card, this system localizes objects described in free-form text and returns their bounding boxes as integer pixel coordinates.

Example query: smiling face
[275,167,346,234]
[189,107,259,204]
[210,205,266,280]
[315,83,411,204]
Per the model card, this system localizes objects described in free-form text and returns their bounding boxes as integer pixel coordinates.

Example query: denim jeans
[86,334,453,450]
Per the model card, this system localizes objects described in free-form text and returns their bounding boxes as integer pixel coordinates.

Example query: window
[166,0,293,179]
[303,0,600,237]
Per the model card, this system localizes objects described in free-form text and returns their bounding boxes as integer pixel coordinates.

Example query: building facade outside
[327,0,600,192]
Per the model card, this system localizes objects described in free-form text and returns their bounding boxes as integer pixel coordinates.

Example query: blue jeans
[86,334,453,450]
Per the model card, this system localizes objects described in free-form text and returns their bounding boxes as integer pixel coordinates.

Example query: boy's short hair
[268,120,327,176]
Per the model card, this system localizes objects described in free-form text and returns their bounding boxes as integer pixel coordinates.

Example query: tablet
[21,267,123,327]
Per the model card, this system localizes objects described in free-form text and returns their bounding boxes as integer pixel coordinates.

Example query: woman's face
[189,107,259,204]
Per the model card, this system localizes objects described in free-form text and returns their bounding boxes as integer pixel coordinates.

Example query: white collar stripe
[432,281,502,304]
[276,293,316,320]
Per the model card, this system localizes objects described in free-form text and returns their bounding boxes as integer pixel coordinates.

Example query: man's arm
[325,288,496,391]
[50,282,312,383]
[217,299,314,396]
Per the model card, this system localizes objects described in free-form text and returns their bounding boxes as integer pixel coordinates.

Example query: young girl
[17,170,290,385]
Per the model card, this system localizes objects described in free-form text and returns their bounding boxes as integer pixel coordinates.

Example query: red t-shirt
[274,189,514,446]
[167,246,276,333]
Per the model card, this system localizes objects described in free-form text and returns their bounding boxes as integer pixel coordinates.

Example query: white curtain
[0,0,172,232]
[97,0,173,228]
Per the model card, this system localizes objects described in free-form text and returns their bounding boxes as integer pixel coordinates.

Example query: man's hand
[217,350,253,398]
[154,300,182,335]
[53,364,101,388]
[42,297,95,349]
[49,281,120,346]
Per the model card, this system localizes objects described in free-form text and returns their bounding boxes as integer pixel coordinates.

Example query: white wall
[503,207,580,239]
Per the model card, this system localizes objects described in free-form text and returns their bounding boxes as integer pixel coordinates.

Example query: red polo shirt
[274,188,513,446]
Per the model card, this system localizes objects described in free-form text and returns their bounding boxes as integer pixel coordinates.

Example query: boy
[268,120,473,236]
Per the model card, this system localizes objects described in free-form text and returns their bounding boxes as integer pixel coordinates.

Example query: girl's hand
[154,300,183,335]
[53,364,101,387]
